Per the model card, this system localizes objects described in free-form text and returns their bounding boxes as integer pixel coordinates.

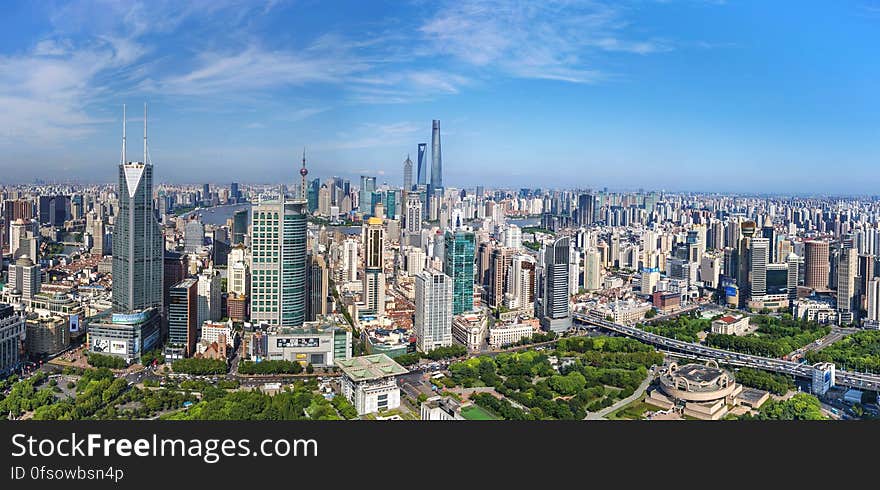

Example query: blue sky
[0,0,879,193]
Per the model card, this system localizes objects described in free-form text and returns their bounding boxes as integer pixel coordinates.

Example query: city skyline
[1,1,879,193]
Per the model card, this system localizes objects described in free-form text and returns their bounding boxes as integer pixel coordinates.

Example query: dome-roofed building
[646,360,745,420]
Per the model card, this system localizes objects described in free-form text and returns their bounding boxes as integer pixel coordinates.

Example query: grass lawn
[461,405,500,420]
[608,397,652,420]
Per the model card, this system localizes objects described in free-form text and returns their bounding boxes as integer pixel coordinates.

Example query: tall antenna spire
[121,104,127,165]
[143,102,148,165]
[299,147,309,202]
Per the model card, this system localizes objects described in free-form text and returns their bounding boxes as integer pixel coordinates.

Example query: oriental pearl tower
[299,148,308,202]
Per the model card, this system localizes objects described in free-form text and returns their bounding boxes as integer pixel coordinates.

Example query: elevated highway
[574,313,880,392]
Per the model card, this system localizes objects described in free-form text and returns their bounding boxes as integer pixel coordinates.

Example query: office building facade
[250,200,308,327]
[415,268,453,352]
[444,230,475,315]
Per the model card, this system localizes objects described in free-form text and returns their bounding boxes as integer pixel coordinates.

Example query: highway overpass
[573,313,880,392]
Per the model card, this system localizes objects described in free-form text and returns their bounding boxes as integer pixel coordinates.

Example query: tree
[172,358,227,375]
[86,352,127,369]
[743,393,827,420]
[306,363,315,374]
[238,360,303,375]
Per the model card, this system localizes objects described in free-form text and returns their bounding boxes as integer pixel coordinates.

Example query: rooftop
[672,364,727,384]
[337,354,408,382]
[738,387,770,404]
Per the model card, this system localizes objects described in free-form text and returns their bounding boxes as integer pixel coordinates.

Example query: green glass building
[251,200,308,327]
[444,230,475,315]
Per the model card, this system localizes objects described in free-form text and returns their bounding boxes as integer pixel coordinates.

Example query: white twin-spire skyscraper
[111,103,164,314]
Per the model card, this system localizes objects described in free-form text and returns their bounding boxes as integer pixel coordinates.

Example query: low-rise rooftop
[337,354,408,382]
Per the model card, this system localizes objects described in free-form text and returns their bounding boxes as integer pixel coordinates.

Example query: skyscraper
[539,236,572,333]
[488,247,514,308]
[736,220,756,307]
[7,256,40,301]
[414,268,453,352]
[429,120,443,193]
[250,199,308,327]
[405,192,422,248]
[506,254,536,309]
[232,209,248,245]
[787,252,800,301]
[197,270,222,325]
[866,278,880,324]
[416,143,428,187]
[307,252,329,321]
[362,217,386,316]
[804,240,830,290]
[341,238,358,283]
[444,229,475,315]
[838,246,858,325]
[761,223,776,261]
[576,193,594,226]
[112,104,164,314]
[403,155,413,193]
[183,219,205,253]
[584,249,602,291]
[0,304,25,376]
[168,278,198,357]
[359,176,376,216]
[749,238,770,299]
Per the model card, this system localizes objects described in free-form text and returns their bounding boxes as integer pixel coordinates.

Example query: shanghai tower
[430,120,442,192]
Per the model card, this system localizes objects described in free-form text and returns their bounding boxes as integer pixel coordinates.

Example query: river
[182,202,540,235]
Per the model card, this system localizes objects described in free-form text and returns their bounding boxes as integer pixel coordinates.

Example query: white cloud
[417,0,671,83]
[0,35,144,144]
[142,45,369,95]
